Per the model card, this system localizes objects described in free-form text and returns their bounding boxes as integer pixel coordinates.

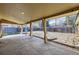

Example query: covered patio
[0,3,79,55]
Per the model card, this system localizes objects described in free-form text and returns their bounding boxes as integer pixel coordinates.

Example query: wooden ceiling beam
[0,19,19,24]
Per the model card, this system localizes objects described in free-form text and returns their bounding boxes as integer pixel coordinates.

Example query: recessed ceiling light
[21,12,24,15]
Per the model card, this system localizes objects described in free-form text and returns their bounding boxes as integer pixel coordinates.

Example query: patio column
[0,22,3,38]
[42,18,48,43]
[20,25,23,34]
[30,22,32,36]
[76,12,79,36]
[77,24,79,35]
[73,12,79,45]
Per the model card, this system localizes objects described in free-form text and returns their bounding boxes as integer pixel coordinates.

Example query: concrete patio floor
[32,31,79,46]
[0,34,79,55]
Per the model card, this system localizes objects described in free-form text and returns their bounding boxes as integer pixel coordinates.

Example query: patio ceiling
[0,3,79,24]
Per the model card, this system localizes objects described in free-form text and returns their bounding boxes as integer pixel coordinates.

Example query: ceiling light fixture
[21,12,24,15]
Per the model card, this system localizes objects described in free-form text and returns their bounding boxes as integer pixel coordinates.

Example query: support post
[0,23,2,38]
[20,25,23,34]
[75,12,79,34]
[73,12,79,45]
[30,22,32,36]
[42,18,48,43]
